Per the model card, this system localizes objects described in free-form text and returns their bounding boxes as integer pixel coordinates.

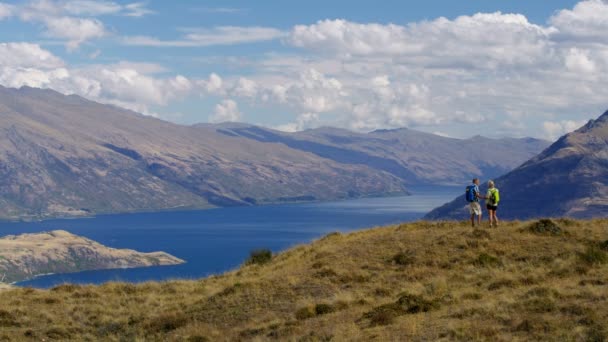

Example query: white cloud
[7,1,154,50]
[42,16,107,51]
[274,112,319,132]
[226,3,608,134]
[123,2,154,17]
[564,48,596,73]
[24,0,153,17]
[0,43,194,116]
[122,26,286,47]
[0,42,65,68]
[0,2,13,19]
[232,77,258,98]
[542,120,587,140]
[550,0,608,41]
[0,67,69,89]
[3,1,608,138]
[287,14,553,68]
[197,73,224,96]
[61,0,122,16]
[286,69,346,113]
[18,1,108,50]
[210,99,242,123]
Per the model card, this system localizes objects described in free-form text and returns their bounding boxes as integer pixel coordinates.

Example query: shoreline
[0,190,416,224]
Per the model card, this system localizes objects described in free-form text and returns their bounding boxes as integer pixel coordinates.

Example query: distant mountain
[425,110,608,220]
[0,86,548,220]
[204,123,549,185]
[0,86,406,220]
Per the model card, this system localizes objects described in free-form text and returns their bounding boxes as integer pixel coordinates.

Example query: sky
[0,0,607,140]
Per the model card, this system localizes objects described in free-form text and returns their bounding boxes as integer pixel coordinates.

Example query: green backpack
[489,188,500,205]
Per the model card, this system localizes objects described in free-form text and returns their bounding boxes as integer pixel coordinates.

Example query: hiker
[465,178,482,227]
[484,180,500,227]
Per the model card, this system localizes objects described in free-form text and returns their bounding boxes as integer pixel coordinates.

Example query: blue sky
[0,0,606,140]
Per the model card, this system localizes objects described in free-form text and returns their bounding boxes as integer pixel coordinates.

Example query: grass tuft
[0,310,19,327]
[474,253,502,267]
[579,246,608,266]
[527,219,562,235]
[363,293,439,326]
[392,250,415,266]
[245,249,273,265]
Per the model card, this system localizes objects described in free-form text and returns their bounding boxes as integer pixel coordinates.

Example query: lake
[2,186,460,288]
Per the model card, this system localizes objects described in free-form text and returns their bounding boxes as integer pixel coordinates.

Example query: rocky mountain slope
[0,86,548,219]
[0,230,183,283]
[0,86,407,219]
[205,123,549,185]
[426,110,608,220]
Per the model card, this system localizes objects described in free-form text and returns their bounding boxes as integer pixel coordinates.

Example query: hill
[0,85,548,220]
[0,230,183,283]
[205,123,549,185]
[0,219,606,340]
[425,109,608,220]
[0,86,407,220]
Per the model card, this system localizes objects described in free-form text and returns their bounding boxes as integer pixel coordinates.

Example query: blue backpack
[465,185,476,202]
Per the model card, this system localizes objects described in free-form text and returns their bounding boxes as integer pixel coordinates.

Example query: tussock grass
[245,249,273,266]
[0,219,607,341]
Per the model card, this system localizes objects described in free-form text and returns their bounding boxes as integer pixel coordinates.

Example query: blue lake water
[3,186,460,288]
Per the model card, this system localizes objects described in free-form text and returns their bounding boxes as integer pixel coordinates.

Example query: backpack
[489,188,500,205]
[465,185,476,202]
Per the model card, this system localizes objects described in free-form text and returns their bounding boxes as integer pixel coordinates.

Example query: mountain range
[0,86,548,220]
[426,109,608,220]
[203,123,549,185]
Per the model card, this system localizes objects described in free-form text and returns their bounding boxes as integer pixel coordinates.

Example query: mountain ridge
[0,86,407,219]
[209,122,549,186]
[0,85,549,219]
[425,109,608,220]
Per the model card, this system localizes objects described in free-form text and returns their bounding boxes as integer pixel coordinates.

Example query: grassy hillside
[1,219,607,341]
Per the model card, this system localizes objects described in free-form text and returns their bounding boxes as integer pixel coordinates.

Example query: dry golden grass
[0,219,607,341]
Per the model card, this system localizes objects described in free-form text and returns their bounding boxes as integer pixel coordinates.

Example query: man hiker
[484,180,500,227]
[465,178,482,227]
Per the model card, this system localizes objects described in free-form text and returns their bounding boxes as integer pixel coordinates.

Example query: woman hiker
[484,180,500,227]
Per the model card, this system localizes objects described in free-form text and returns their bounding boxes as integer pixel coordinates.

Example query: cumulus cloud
[542,120,588,140]
[122,26,286,47]
[42,16,107,51]
[0,43,194,115]
[244,2,608,133]
[287,14,553,68]
[197,73,224,96]
[232,77,258,98]
[285,69,346,112]
[0,42,65,68]
[564,48,596,73]
[210,99,242,123]
[2,0,608,137]
[550,0,608,41]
